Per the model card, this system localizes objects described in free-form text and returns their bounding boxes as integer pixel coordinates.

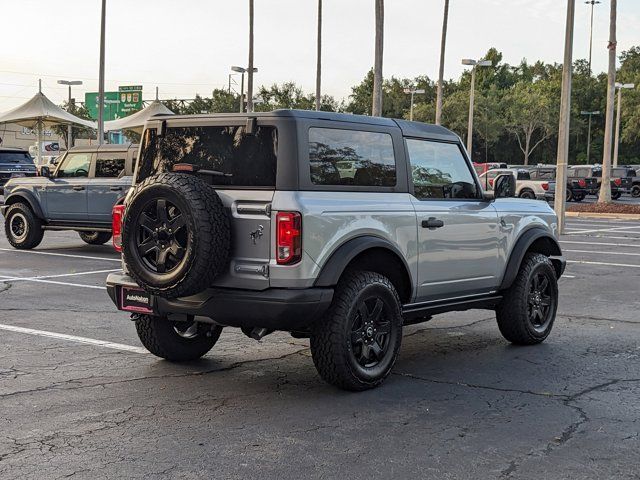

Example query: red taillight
[578,179,586,188]
[112,204,125,252]
[276,212,302,265]
[614,178,622,186]
[488,179,494,187]
[541,182,549,191]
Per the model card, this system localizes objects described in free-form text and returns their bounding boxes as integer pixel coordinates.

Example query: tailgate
[211,190,274,290]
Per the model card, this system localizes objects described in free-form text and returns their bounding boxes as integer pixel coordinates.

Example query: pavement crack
[394,371,563,398]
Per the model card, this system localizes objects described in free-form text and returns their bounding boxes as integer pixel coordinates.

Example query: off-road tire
[78,231,112,245]
[519,189,536,200]
[4,202,44,250]
[310,271,403,391]
[612,191,622,200]
[122,173,230,299]
[496,253,558,345]
[134,314,222,361]
[573,193,585,202]
[631,185,640,198]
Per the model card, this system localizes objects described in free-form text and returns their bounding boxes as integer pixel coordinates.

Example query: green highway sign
[85,85,143,121]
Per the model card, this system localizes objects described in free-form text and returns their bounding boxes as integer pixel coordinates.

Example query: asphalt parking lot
[0,213,639,479]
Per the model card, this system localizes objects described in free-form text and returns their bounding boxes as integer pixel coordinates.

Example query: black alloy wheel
[136,198,188,274]
[527,271,554,333]
[350,297,393,369]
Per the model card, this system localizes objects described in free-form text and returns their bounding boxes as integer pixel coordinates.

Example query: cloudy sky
[1,0,639,110]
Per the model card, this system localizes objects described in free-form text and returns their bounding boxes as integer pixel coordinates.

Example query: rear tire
[134,314,222,361]
[632,185,640,198]
[573,193,584,202]
[496,253,558,345]
[3,203,44,250]
[519,189,536,200]
[566,188,573,202]
[78,231,112,245]
[612,191,622,200]
[310,271,403,391]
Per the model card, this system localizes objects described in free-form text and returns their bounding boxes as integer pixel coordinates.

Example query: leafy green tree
[54,101,94,149]
[504,80,557,165]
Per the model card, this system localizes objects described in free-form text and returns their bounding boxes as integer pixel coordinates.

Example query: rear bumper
[106,272,334,332]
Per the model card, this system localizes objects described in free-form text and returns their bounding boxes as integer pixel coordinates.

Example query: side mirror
[40,166,51,178]
[494,173,516,198]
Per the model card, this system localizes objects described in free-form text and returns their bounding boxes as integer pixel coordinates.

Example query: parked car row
[474,162,640,202]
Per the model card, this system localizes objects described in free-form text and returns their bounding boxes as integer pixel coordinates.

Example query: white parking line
[564,249,640,257]
[0,276,107,290]
[564,234,640,241]
[0,247,121,262]
[0,323,147,354]
[561,240,640,248]
[567,260,640,268]
[567,226,640,235]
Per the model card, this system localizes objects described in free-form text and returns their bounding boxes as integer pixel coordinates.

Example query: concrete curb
[566,211,640,220]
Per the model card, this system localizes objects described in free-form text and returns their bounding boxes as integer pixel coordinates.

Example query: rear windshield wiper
[172,163,232,177]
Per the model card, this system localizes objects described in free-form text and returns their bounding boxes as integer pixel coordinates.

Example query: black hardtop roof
[68,143,137,153]
[150,109,460,141]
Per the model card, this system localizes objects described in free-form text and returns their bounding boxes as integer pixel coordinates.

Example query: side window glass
[406,139,478,200]
[308,128,396,187]
[95,155,126,178]
[57,153,91,178]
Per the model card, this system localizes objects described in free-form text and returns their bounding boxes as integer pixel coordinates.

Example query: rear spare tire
[122,173,230,298]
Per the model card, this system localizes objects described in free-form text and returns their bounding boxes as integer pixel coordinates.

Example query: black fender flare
[2,190,45,220]
[314,236,412,289]
[499,227,563,290]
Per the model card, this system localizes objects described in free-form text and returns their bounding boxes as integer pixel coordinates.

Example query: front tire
[4,203,44,250]
[632,185,640,198]
[310,271,403,391]
[78,231,112,245]
[496,253,558,345]
[134,314,222,361]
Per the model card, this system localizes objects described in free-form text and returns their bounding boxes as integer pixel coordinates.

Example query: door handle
[72,186,85,191]
[421,217,444,230]
[110,186,123,191]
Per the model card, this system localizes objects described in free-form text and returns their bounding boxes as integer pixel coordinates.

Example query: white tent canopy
[0,86,96,163]
[104,99,174,132]
[0,91,96,130]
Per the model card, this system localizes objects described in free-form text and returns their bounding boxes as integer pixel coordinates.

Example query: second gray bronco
[107,110,565,391]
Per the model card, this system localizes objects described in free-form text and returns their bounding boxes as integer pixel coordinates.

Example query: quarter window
[406,139,479,200]
[95,155,126,178]
[308,128,396,187]
[57,153,91,178]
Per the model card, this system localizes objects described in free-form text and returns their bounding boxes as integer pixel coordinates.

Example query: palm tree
[372,0,384,117]
[315,0,322,111]
[598,0,616,203]
[435,0,450,125]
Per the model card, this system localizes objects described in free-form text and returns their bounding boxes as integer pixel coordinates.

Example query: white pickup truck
[479,168,548,200]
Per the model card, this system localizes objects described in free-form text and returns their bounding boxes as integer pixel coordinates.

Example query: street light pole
[461,59,492,157]
[231,66,257,113]
[403,88,426,121]
[580,110,600,163]
[555,0,576,234]
[613,83,635,167]
[315,0,322,111]
[57,80,83,150]
[585,1,600,75]
[97,0,106,145]
[247,0,255,113]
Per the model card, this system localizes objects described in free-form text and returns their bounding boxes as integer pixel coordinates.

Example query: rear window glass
[137,125,277,187]
[516,170,531,180]
[0,151,33,164]
[612,168,629,177]
[95,155,126,178]
[309,128,396,187]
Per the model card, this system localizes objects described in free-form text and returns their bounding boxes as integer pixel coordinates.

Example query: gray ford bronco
[1,144,137,249]
[106,110,565,391]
